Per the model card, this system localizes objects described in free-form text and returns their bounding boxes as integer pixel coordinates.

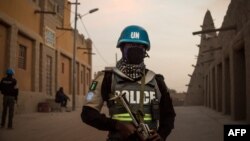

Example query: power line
[63,3,109,65]
[55,4,77,39]
[63,3,76,14]
[78,18,109,65]
[56,19,75,39]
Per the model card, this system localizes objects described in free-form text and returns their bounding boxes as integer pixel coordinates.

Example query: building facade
[0,0,92,113]
[185,10,218,106]
[185,0,250,123]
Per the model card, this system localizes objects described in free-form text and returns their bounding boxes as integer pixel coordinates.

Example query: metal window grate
[18,45,26,69]
[61,62,64,73]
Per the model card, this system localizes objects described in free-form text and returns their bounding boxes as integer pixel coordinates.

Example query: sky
[70,0,231,92]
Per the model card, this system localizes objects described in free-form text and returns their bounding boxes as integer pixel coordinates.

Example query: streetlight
[78,8,99,18]
[72,3,99,111]
[84,52,96,55]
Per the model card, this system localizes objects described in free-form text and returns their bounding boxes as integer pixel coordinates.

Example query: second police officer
[0,68,19,129]
[81,25,176,141]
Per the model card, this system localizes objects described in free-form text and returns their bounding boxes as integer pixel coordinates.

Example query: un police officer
[0,68,18,129]
[81,25,176,141]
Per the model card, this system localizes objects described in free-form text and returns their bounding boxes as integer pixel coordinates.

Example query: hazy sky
[70,0,231,92]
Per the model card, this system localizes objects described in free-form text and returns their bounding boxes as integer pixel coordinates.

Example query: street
[0,106,244,141]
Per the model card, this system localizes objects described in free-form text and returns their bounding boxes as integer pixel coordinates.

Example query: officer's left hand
[147,130,163,141]
[115,121,136,138]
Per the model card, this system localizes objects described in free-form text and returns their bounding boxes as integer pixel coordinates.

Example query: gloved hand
[115,121,137,138]
[147,130,163,141]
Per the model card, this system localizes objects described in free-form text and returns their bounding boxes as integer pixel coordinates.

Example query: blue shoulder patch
[86,92,94,102]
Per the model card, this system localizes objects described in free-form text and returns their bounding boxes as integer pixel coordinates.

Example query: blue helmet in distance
[6,68,14,75]
[117,25,150,51]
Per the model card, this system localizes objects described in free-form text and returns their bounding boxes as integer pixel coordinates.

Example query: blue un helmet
[117,25,150,51]
[6,68,14,75]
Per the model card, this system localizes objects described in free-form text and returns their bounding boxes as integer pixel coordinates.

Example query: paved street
[167,106,245,141]
[0,106,245,141]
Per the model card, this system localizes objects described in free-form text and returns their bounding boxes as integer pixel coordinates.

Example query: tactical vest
[107,68,162,131]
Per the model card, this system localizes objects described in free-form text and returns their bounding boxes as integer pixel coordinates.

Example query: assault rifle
[110,93,151,140]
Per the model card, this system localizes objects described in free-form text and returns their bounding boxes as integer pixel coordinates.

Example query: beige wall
[56,30,73,53]
[0,0,40,92]
[76,62,80,95]
[185,10,216,105]
[15,34,33,91]
[56,30,92,67]
[0,23,8,78]
[186,0,250,123]
[0,0,42,113]
[81,65,86,95]
[56,1,92,98]
[0,0,40,34]
[63,1,71,27]
[0,23,8,112]
[0,0,92,113]
[59,54,71,95]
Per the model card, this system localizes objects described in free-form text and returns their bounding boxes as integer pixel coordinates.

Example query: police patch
[89,81,98,91]
[86,92,94,102]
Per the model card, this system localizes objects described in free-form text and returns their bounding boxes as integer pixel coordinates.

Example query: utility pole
[69,1,98,111]
[72,0,79,111]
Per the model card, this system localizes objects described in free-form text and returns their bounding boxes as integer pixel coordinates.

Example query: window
[47,0,60,13]
[47,0,54,11]
[61,62,64,73]
[54,4,60,13]
[18,45,27,69]
[86,70,91,86]
[46,56,52,95]
[39,43,43,92]
[81,70,83,83]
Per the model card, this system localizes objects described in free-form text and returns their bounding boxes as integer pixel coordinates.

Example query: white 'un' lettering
[130,32,140,39]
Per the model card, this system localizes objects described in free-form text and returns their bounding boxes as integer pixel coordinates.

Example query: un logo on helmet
[130,32,140,39]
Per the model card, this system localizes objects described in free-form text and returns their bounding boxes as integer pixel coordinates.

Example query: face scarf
[116,47,146,80]
[123,46,145,64]
[116,59,145,80]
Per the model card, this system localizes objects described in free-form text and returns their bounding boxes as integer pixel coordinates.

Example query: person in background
[55,87,70,107]
[0,68,19,129]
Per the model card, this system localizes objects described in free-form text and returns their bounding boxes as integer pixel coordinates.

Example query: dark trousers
[1,96,15,128]
[61,99,68,107]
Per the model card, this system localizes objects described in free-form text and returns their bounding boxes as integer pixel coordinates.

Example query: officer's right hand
[115,121,136,138]
[147,130,163,141]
